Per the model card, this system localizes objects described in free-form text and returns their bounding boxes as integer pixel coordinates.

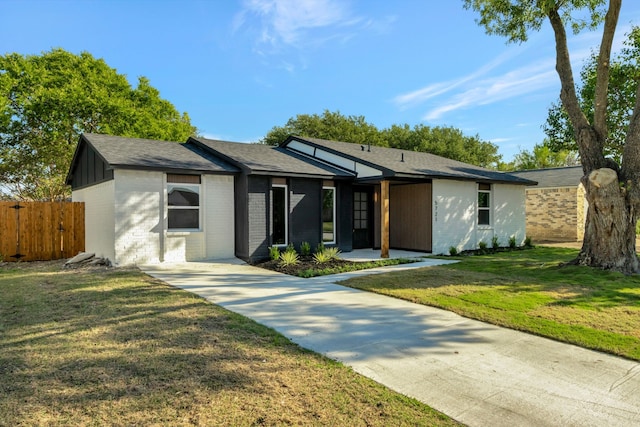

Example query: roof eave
[188,136,253,174]
[283,135,397,176]
[248,170,354,180]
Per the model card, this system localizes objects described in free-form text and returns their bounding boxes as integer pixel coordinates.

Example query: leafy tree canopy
[465,0,640,273]
[464,0,608,43]
[501,140,579,171]
[0,49,197,200]
[544,25,640,163]
[262,110,502,168]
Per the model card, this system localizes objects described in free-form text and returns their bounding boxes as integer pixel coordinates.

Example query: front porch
[352,180,433,258]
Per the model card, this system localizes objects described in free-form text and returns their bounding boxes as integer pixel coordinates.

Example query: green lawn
[341,247,640,361]
[0,261,458,426]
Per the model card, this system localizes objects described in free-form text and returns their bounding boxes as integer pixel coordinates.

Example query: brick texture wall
[525,186,585,242]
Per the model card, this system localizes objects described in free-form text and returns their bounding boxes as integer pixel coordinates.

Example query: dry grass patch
[341,248,640,361]
[0,261,457,426]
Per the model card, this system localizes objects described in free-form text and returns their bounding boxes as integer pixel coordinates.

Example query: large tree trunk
[548,2,640,274]
[574,168,639,274]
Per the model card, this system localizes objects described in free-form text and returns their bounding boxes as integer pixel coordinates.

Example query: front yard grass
[341,247,640,361]
[0,261,458,426]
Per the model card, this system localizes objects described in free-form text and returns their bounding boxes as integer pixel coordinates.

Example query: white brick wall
[114,170,163,265]
[494,184,526,246]
[72,180,116,263]
[431,180,526,254]
[204,175,235,259]
[432,180,476,254]
[77,170,236,266]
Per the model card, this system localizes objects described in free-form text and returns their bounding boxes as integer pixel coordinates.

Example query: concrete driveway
[143,259,640,427]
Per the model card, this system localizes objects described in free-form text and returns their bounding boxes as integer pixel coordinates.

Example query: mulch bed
[252,256,355,276]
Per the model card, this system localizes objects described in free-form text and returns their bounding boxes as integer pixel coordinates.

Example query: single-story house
[510,166,586,242]
[66,133,536,265]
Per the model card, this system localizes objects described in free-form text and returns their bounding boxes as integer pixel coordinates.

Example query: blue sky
[3,0,640,161]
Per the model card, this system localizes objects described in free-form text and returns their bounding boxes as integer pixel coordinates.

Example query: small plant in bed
[253,248,419,278]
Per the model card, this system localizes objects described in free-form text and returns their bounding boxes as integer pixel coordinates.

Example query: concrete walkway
[143,259,640,427]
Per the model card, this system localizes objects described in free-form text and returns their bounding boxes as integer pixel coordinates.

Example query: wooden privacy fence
[0,201,85,262]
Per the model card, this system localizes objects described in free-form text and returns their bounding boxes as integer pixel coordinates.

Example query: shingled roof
[283,136,536,185]
[69,133,239,175]
[510,166,583,188]
[189,137,354,179]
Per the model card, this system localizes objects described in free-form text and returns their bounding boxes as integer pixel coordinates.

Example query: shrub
[323,247,341,260]
[300,241,311,256]
[478,241,488,254]
[524,236,534,248]
[315,242,325,254]
[449,246,458,256]
[269,246,280,261]
[285,243,296,254]
[313,251,332,264]
[491,236,499,250]
[313,247,340,264]
[279,250,299,266]
[509,236,517,249]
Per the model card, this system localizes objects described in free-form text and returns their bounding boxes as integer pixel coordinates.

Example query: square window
[169,209,199,229]
[168,181,200,230]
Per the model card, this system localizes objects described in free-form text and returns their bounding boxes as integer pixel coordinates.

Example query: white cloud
[396,18,636,123]
[236,0,362,49]
[422,60,557,121]
[393,48,522,109]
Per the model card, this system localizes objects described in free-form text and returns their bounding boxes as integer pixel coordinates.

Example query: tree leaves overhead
[462,0,608,43]
[507,140,579,170]
[0,49,196,200]
[262,110,502,168]
[544,26,640,163]
[465,0,640,273]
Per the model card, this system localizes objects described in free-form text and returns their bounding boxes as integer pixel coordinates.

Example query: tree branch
[548,6,605,172]
[593,0,621,139]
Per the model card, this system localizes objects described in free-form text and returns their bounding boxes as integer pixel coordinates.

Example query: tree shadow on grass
[0,268,301,423]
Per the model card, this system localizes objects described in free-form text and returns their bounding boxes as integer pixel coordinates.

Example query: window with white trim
[272,184,288,245]
[322,186,336,243]
[478,183,491,226]
[167,174,200,230]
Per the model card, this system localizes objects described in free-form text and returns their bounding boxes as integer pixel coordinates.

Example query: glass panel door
[353,189,371,248]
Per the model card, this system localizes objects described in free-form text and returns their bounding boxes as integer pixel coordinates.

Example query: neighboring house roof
[66,133,239,184]
[189,136,354,179]
[283,136,536,185]
[510,166,583,188]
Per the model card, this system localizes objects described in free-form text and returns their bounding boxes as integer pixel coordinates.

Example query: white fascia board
[286,140,383,178]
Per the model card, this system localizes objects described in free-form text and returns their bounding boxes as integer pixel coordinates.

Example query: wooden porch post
[380,180,389,258]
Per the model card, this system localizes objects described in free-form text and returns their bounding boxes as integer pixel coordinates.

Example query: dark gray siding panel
[289,178,321,250]
[247,175,270,261]
[70,142,113,189]
[234,175,249,260]
[337,181,353,252]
